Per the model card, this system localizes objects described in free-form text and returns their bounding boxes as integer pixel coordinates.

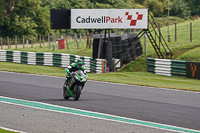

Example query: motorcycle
[63,70,87,101]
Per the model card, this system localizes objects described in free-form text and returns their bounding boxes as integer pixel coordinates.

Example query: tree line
[0,0,199,38]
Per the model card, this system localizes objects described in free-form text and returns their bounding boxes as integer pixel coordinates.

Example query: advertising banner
[71,9,148,29]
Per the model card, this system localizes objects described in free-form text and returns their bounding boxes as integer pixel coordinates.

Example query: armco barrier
[147,57,186,77]
[0,50,107,73]
[147,57,200,80]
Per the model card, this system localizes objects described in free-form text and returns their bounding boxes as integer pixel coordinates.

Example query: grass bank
[1,62,200,92]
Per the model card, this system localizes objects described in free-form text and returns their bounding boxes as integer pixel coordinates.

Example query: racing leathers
[65,63,87,84]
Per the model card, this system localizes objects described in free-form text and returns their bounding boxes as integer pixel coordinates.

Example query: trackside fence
[0,50,107,73]
[147,57,200,79]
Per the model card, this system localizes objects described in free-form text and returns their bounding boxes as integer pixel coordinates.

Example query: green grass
[4,40,92,57]
[176,46,200,62]
[1,62,200,91]
[0,128,19,133]
[0,62,65,77]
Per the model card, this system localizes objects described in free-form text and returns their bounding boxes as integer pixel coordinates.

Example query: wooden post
[39,34,41,48]
[23,36,25,48]
[83,33,85,40]
[74,33,79,49]
[48,33,51,49]
[190,22,192,42]
[15,36,17,48]
[43,36,44,46]
[86,30,89,48]
[31,35,33,48]
[8,37,10,49]
[64,34,69,50]
[9,37,11,49]
[88,32,91,48]
[33,36,35,47]
[7,36,9,49]
[73,33,76,42]
[0,38,2,49]
[89,33,93,49]
[175,23,177,42]
[55,32,57,49]
[80,33,82,41]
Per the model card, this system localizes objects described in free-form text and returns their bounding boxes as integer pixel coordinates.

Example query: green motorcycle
[63,70,87,101]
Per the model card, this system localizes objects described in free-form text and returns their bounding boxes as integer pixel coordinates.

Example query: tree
[0,0,50,37]
[94,0,135,9]
[171,0,191,19]
[42,0,71,9]
[185,0,200,16]
[143,0,165,17]
[69,0,94,9]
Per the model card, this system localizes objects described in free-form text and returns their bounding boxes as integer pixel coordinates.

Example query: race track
[0,71,200,133]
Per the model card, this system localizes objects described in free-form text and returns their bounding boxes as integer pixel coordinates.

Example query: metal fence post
[144,33,147,55]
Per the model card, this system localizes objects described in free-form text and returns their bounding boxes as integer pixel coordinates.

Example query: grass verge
[0,128,18,133]
[1,62,200,92]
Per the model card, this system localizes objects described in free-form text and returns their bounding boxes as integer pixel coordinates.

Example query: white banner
[71,9,148,29]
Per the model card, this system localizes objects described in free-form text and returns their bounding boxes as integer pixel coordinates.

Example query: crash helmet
[76,59,83,69]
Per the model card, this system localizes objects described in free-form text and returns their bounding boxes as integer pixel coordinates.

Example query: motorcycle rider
[65,59,87,84]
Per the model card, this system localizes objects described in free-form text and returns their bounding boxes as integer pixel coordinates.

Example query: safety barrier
[0,50,107,73]
[147,57,186,77]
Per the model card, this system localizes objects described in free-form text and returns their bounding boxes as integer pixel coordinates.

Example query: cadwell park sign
[71,9,148,29]
[50,9,150,72]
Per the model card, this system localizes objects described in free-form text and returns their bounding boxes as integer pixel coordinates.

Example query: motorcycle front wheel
[63,83,70,100]
[73,85,82,101]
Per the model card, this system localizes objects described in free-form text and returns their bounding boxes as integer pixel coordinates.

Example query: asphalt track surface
[0,71,200,132]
